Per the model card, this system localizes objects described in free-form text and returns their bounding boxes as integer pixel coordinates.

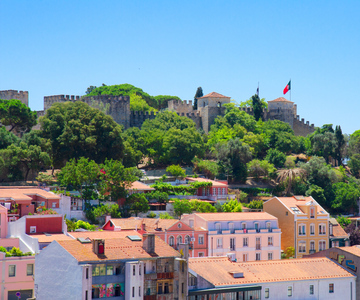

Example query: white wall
[125,261,144,300]
[261,277,356,300]
[35,241,83,299]
[8,217,39,253]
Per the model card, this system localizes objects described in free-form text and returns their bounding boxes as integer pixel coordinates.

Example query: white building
[188,256,356,300]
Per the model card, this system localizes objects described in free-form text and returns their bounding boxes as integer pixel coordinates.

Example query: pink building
[0,252,35,300]
[0,187,60,219]
[0,205,20,250]
[181,212,282,262]
[186,177,228,197]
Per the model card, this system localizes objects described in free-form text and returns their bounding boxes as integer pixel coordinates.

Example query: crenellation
[0,89,29,106]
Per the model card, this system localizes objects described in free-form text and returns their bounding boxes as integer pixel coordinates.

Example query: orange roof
[268,97,294,103]
[273,196,328,215]
[330,218,349,239]
[31,233,74,243]
[186,177,228,187]
[0,188,60,202]
[69,230,141,240]
[189,257,354,286]
[193,212,277,221]
[336,246,360,256]
[128,181,155,191]
[199,92,230,99]
[107,218,178,232]
[58,235,180,262]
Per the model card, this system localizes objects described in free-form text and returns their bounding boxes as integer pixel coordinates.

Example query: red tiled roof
[107,218,178,232]
[128,181,155,191]
[268,97,294,103]
[31,233,74,243]
[193,212,277,221]
[199,92,230,99]
[330,218,349,239]
[0,188,60,202]
[189,257,354,286]
[58,235,180,262]
[68,230,141,240]
[274,196,328,215]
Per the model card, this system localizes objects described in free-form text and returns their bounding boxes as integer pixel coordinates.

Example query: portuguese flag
[283,80,291,95]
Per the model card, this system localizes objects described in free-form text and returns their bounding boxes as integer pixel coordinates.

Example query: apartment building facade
[181,212,281,262]
[264,196,330,258]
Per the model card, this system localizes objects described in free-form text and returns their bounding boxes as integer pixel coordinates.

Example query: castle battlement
[0,90,29,106]
[83,95,129,102]
[168,99,194,114]
[44,95,81,101]
[131,111,158,116]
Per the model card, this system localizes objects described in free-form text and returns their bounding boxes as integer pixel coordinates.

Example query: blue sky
[1,1,359,134]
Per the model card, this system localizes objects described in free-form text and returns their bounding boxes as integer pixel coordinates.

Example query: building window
[133,265,136,276]
[310,285,314,295]
[268,252,273,260]
[310,207,315,218]
[329,283,334,293]
[132,286,135,297]
[265,288,270,298]
[286,211,288,216]
[169,236,175,246]
[198,252,204,257]
[268,237,273,246]
[177,235,182,246]
[229,222,235,234]
[256,253,261,261]
[243,253,248,262]
[319,224,326,235]
[243,237,248,247]
[230,238,235,251]
[9,265,16,277]
[139,286,141,296]
[266,222,271,231]
[288,286,292,297]
[107,265,114,275]
[256,237,261,250]
[298,224,306,236]
[182,283,184,294]
[242,223,246,230]
[92,288,100,298]
[189,220,194,228]
[158,283,163,294]
[185,235,191,244]
[298,241,306,253]
[216,223,222,234]
[198,235,204,245]
[254,222,259,232]
[310,241,315,252]
[27,264,34,276]
[222,188,226,195]
[319,240,326,251]
[85,290,88,300]
[30,226,36,233]
[310,224,315,235]
[139,265,141,275]
[217,238,223,248]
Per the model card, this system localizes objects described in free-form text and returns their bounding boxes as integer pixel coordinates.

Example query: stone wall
[177,111,202,129]
[130,111,157,128]
[199,106,226,133]
[293,115,315,137]
[0,90,29,106]
[168,100,193,114]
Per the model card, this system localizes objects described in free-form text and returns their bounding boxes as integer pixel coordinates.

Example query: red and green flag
[283,80,291,95]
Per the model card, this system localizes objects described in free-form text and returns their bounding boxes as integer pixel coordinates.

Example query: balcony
[157,272,174,279]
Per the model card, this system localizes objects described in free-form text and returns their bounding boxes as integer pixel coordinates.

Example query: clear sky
[1,1,359,134]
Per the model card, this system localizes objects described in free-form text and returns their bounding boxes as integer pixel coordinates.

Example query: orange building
[263,196,330,258]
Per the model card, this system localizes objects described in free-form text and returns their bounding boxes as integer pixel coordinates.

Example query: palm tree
[276,168,307,195]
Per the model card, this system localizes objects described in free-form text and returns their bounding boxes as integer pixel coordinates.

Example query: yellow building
[263,196,329,258]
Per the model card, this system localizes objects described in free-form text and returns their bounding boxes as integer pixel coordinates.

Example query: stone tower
[197,92,231,133]
[0,90,29,106]
[267,97,297,128]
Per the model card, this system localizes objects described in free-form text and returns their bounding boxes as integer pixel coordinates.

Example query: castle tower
[267,97,296,129]
[197,92,231,133]
[0,90,29,106]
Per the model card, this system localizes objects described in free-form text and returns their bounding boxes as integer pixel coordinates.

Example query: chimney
[141,223,146,231]
[92,239,105,255]
[143,234,155,254]
[105,215,111,224]
[178,243,189,260]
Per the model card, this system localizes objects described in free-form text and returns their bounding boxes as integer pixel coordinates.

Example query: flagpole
[290,78,291,102]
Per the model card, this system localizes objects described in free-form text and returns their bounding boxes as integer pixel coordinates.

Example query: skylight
[290,207,302,214]
[127,235,142,241]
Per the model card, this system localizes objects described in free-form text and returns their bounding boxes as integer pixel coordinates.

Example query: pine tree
[252,94,263,121]
[193,87,203,110]
[335,125,345,166]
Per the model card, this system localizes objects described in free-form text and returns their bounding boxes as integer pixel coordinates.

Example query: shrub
[266,148,286,168]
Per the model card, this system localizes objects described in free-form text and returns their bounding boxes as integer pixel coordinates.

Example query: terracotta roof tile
[0,188,60,202]
[330,219,349,239]
[128,181,155,191]
[193,212,277,221]
[189,257,354,286]
[108,218,178,232]
[199,92,230,99]
[31,233,74,243]
[69,230,141,240]
[58,235,180,262]
[268,97,294,103]
[274,196,328,215]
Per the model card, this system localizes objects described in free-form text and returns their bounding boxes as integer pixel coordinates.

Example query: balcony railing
[157,272,174,279]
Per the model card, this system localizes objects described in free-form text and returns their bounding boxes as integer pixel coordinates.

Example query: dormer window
[254,222,259,232]
[242,223,246,230]
[216,223,222,234]
[229,223,235,234]
[310,207,315,218]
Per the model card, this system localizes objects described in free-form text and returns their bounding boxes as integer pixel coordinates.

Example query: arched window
[177,235,182,245]
[169,236,175,247]
[185,235,191,244]
[217,102,221,108]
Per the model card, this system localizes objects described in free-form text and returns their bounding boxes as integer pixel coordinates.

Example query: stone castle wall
[0,90,29,106]
[293,115,315,136]
[130,111,157,128]
[168,100,193,114]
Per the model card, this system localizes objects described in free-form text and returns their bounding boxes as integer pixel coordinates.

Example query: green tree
[99,159,138,202]
[40,101,124,168]
[85,85,97,95]
[266,148,286,168]
[192,159,219,179]
[92,204,121,219]
[332,181,360,213]
[0,99,37,132]
[222,103,257,132]
[130,93,157,112]
[336,216,351,228]
[0,127,20,150]
[173,199,193,218]
[251,94,264,121]
[190,200,216,213]
[159,212,174,219]
[126,193,149,216]
[222,199,242,212]
[247,200,263,210]
[306,185,327,207]
[348,154,360,178]
[166,165,186,179]
[311,132,336,163]
[193,87,203,110]
[276,168,307,195]
[57,157,100,201]
[247,159,276,181]
[335,125,345,165]
[216,138,252,183]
